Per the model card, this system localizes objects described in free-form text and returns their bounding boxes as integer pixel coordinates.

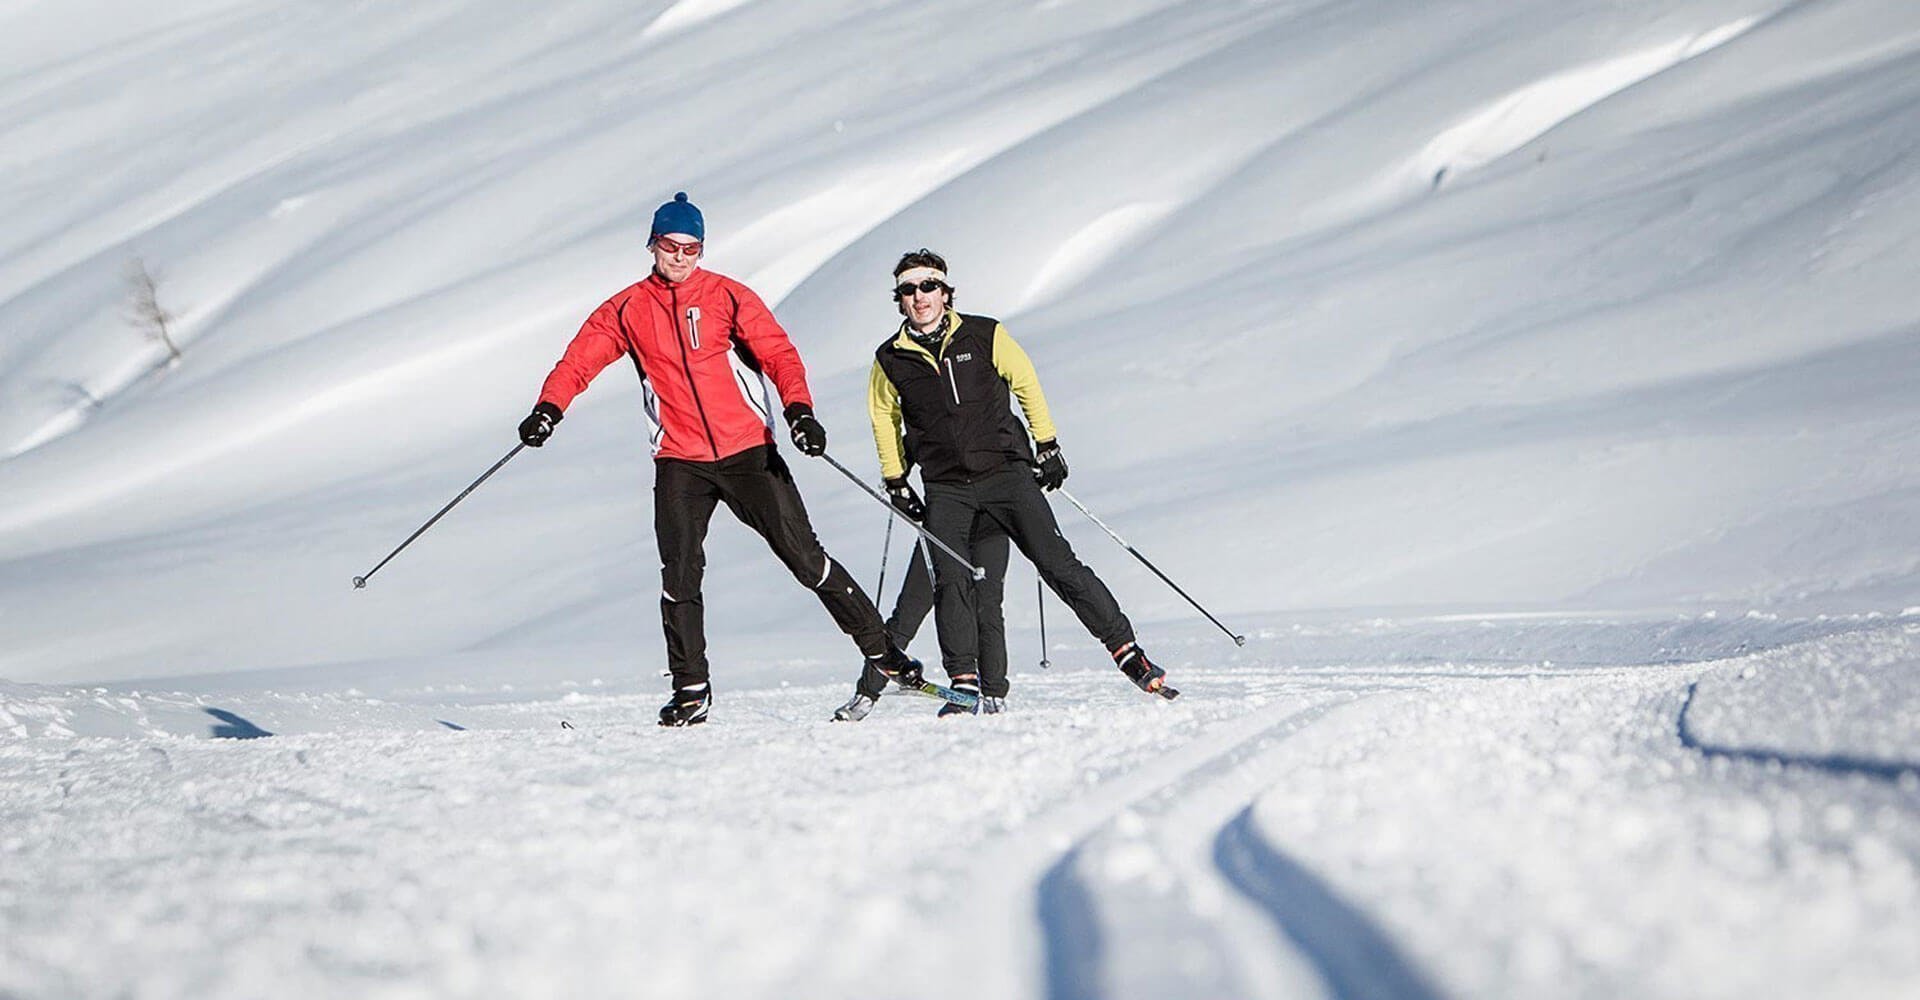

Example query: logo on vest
[953,353,973,362]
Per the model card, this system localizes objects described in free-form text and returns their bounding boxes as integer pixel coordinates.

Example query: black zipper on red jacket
[668,284,720,459]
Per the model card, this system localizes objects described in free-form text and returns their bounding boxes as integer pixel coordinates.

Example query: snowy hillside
[4,0,1920,998]
[4,0,1919,682]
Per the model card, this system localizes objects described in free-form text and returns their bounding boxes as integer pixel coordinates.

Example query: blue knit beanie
[650,191,704,242]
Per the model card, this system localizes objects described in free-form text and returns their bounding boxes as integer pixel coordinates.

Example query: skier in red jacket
[518,192,922,726]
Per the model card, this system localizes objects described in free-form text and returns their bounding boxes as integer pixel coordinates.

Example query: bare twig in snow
[125,257,182,366]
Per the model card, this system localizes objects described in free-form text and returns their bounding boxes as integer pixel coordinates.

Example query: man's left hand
[884,477,926,521]
[785,403,827,457]
[1034,439,1068,491]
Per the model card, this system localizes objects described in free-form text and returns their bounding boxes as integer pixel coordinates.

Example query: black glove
[785,402,826,457]
[1033,439,1067,491]
[519,402,563,447]
[884,477,925,521]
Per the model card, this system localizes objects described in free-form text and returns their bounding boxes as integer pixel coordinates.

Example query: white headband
[896,266,947,287]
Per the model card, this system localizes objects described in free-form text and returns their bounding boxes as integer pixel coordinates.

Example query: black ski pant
[655,445,890,690]
[923,466,1134,682]
[883,522,1012,695]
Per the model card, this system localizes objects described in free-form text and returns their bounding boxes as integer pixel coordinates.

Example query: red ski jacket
[537,269,814,463]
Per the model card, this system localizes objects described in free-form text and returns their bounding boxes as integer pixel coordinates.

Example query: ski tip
[1158,686,1181,701]
[559,720,575,730]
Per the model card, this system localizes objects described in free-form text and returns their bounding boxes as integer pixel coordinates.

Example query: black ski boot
[658,683,711,727]
[1112,643,1178,699]
[937,675,981,717]
[868,645,924,687]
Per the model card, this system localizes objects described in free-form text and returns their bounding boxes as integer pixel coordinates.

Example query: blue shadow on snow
[1037,847,1106,1000]
[1213,807,1451,1000]
[1038,811,1449,1000]
[1677,682,1920,783]
[203,707,273,739]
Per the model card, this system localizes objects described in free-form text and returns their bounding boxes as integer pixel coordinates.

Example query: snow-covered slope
[2,0,1917,682]
[4,1,1920,997]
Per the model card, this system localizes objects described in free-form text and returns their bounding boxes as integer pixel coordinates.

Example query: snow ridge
[1416,13,1769,189]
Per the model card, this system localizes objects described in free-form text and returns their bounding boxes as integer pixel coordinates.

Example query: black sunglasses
[893,278,948,299]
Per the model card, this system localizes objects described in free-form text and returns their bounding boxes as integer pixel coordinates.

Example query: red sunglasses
[654,235,703,257]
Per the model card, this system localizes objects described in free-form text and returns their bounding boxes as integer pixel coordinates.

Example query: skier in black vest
[832,249,1175,721]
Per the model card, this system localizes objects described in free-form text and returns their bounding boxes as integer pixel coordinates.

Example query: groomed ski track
[6,619,1918,999]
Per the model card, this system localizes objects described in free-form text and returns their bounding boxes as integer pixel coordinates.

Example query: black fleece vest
[875,313,1036,483]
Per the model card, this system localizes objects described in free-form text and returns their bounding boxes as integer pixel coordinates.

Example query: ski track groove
[1037,855,1106,1000]
[1212,808,1452,1000]
[1675,680,1920,784]
[1035,693,1441,1000]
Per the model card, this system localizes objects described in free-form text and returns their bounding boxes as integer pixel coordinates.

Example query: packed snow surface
[3,0,1919,997]
[5,619,1919,999]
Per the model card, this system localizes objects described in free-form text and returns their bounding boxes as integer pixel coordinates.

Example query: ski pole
[1037,576,1051,668]
[353,443,525,589]
[875,514,896,598]
[1054,488,1246,646]
[817,452,985,580]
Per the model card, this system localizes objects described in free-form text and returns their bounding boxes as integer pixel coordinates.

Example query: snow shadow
[1037,847,1106,1000]
[203,707,273,739]
[1676,682,1920,783]
[1213,808,1450,1000]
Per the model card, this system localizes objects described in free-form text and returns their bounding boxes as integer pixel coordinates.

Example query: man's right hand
[784,403,828,457]
[884,477,925,521]
[519,402,563,447]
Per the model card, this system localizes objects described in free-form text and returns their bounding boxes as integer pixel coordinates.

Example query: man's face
[651,233,703,282]
[897,276,949,329]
